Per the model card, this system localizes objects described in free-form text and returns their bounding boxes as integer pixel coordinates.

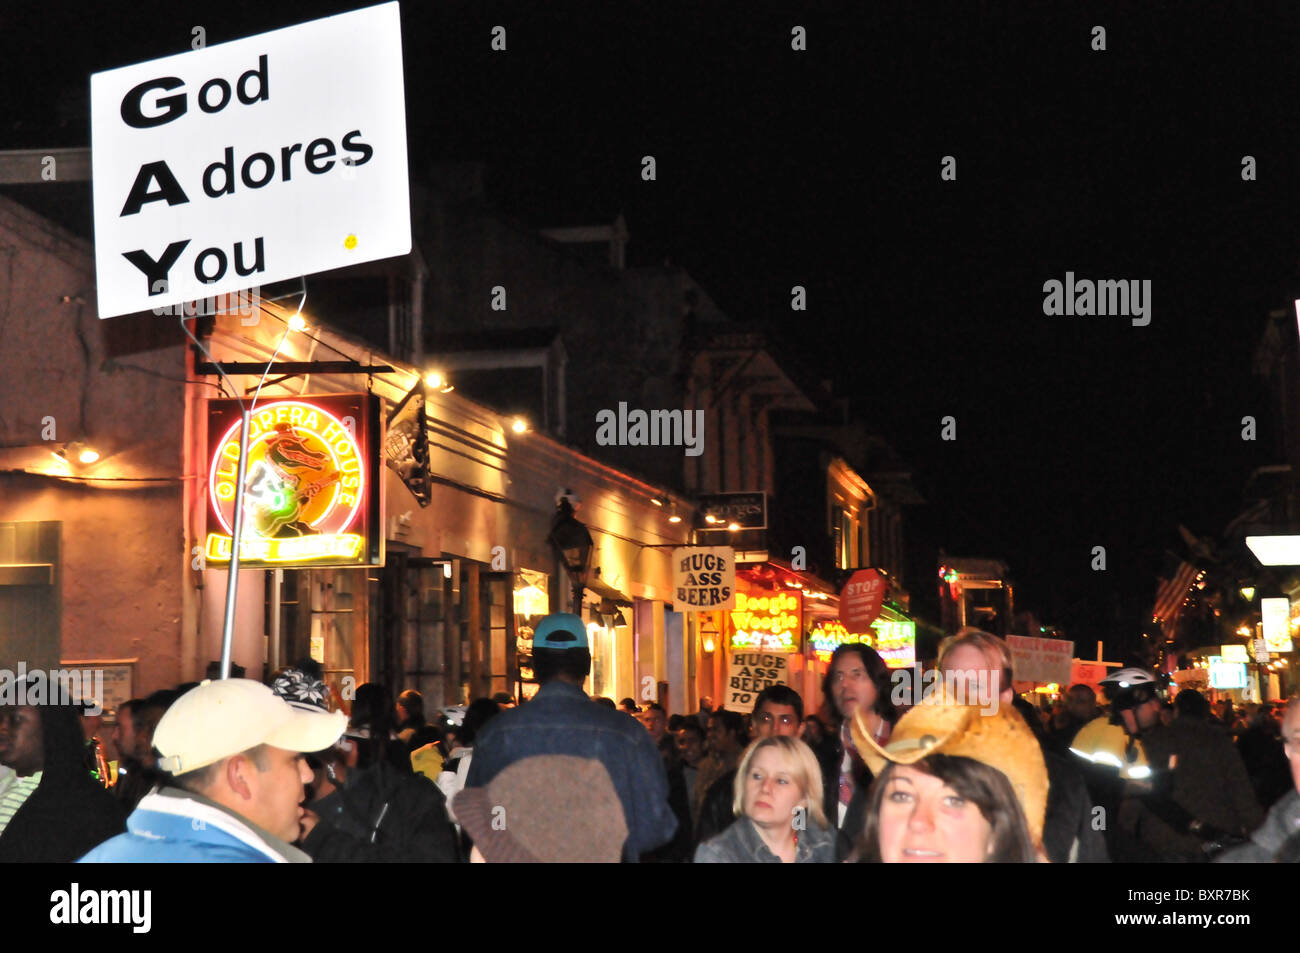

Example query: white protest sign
[726,650,788,713]
[1005,635,1073,685]
[90,2,410,318]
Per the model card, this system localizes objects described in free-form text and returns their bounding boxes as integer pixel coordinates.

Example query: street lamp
[547,496,594,613]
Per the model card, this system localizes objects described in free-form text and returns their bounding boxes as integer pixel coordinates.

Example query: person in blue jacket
[80,677,345,863]
[466,613,677,861]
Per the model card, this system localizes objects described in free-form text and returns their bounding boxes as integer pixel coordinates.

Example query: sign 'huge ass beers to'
[90,3,410,318]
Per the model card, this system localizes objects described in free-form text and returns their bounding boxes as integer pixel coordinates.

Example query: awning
[585,575,632,607]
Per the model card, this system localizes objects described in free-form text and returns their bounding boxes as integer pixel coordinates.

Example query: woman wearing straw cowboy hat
[847,694,1049,863]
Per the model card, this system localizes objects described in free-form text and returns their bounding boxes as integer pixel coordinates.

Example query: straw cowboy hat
[851,697,1049,848]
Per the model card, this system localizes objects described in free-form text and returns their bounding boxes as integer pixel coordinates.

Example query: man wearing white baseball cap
[79,678,345,863]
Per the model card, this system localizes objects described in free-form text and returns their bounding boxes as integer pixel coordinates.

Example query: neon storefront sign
[206,395,381,567]
[810,617,916,669]
[729,590,801,653]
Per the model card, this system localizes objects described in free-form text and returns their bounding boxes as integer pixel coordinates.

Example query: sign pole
[220,407,253,679]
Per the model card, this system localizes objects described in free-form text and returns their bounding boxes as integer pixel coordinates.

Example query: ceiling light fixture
[424,370,454,393]
[55,440,101,466]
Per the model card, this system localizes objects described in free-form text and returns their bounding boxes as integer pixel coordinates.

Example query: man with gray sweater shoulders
[1218,696,1300,863]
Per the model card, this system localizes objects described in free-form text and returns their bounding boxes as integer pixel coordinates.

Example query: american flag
[1152,561,1200,631]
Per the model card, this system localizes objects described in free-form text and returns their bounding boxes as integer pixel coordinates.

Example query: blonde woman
[694,736,833,863]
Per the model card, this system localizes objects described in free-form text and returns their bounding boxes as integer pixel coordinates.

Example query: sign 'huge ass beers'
[90,3,410,318]
[672,546,735,610]
[206,395,383,568]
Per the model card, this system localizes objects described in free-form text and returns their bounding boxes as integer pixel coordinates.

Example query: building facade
[0,193,698,720]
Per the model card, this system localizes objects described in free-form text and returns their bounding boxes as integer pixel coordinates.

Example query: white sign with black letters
[90,2,410,318]
[726,651,788,714]
[672,546,735,611]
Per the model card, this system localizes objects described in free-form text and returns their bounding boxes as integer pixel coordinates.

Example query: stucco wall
[0,195,188,695]
[382,388,687,596]
[0,479,184,694]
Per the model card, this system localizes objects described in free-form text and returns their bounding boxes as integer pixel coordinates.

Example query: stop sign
[840,569,886,632]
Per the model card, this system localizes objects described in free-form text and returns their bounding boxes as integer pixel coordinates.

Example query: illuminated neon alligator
[243,423,340,537]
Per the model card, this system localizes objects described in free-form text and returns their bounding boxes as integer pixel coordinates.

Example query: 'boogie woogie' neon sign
[206,397,374,566]
[730,590,801,652]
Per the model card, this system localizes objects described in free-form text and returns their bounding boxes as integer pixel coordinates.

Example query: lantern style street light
[547,496,594,613]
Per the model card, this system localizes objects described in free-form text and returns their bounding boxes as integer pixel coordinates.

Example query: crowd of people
[1,615,1298,864]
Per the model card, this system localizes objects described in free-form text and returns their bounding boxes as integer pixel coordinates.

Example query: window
[831,505,844,569]
[514,569,549,701]
[0,521,60,672]
[271,568,358,705]
[842,508,857,568]
[831,504,860,569]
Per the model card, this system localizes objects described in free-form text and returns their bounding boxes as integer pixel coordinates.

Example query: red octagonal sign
[840,569,886,632]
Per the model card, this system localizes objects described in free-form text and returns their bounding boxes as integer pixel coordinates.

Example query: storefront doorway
[368,551,518,710]
[269,566,366,708]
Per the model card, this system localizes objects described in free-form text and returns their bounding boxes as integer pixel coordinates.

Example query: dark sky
[6,1,1296,654]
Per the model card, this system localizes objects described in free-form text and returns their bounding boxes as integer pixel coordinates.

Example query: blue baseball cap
[533,613,589,650]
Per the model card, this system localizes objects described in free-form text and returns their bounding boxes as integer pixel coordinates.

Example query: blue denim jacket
[694,815,835,863]
[465,680,677,859]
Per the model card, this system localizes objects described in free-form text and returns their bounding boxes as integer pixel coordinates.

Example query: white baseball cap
[154,678,347,774]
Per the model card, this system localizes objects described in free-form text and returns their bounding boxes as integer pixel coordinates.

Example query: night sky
[7,2,1297,654]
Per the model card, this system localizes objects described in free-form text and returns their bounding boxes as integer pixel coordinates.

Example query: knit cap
[453,755,628,862]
